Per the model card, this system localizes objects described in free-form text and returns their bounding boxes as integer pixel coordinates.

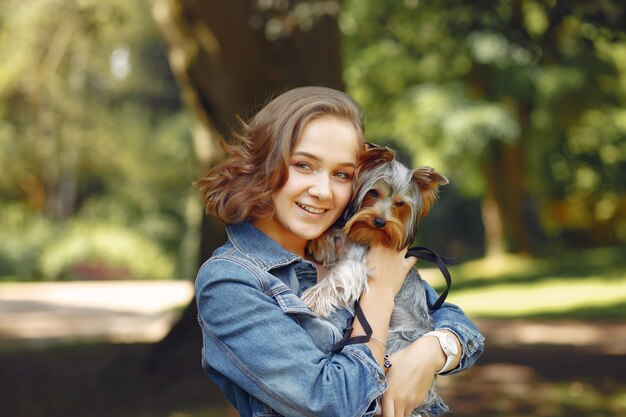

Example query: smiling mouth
[296,202,326,214]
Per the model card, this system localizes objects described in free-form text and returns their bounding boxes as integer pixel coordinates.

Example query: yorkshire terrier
[301,144,450,416]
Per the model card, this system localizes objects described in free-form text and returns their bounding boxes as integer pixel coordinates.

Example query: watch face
[445,334,458,355]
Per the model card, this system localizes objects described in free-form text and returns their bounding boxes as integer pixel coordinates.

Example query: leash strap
[330,299,371,354]
[329,246,455,353]
[405,246,455,310]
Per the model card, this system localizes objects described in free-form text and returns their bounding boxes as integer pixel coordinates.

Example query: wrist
[423,330,459,374]
[364,280,397,305]
[411,335,446,374]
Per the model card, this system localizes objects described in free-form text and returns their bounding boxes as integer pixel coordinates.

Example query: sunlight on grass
[448,276,626,317]
[455,246,626,281]
[420,246,626,319]
[456,253,550,280]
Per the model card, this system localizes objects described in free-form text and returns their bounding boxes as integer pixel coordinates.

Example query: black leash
[330,246,455,354]
[330,299,370,354]
[405,246,455,310]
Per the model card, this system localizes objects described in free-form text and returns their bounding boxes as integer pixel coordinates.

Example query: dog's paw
[301,280,341,318]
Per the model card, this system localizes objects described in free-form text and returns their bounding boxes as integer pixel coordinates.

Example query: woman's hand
[380,336,445,417]
[366,245,417,297]
[351,245,417,367]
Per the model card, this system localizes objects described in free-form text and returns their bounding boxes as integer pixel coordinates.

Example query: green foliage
[0,201,179,280]
[341,0,626,248]
[0,0,200,280]
[39,221,175,280]
[0,202,58,279]
[389,83,520,195]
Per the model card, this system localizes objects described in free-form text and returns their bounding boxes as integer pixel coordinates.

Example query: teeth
[297,203,325,214]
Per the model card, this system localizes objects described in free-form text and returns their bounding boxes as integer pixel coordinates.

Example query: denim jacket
[195,222,485,417]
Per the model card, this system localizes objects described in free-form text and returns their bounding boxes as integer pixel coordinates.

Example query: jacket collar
[226,222,302,270]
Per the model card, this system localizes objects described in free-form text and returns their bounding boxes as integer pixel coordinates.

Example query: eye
[295,162,313,171]
[394,200,406,207]
[368,189,380,198]
[333,171,353,181]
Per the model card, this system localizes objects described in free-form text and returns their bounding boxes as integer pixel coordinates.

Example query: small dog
[301,144,449,416]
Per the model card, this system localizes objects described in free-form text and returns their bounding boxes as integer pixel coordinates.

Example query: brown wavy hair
[196,86,366,224]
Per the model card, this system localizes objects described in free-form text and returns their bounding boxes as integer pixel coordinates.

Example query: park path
[0,280,194,347]
[1,280,626,354]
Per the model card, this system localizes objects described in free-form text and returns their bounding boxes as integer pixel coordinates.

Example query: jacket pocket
[273,288,317,318]
[272,287,341,353]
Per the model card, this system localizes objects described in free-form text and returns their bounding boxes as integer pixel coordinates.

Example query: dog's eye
[394,201,406,207]
[368,189,380,198]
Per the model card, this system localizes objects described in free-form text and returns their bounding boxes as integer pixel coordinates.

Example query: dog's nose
[374,217,386,228]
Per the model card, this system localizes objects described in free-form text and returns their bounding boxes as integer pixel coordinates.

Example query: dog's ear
[412,167,449,217]
[357,144,395,172]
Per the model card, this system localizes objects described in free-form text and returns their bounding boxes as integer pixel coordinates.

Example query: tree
[147,0,345,375]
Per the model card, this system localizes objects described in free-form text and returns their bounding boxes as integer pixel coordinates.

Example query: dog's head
[343,144,448,249]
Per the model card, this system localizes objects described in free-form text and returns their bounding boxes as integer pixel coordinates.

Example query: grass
[420,245,626,320]
[449,277,626,318]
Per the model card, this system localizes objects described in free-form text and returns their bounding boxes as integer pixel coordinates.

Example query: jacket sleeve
[423,280,485,374]
[196,257,386,417]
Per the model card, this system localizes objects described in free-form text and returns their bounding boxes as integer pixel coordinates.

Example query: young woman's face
[255,115,360,255]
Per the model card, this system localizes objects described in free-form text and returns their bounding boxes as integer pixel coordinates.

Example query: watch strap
[424,330,457,374]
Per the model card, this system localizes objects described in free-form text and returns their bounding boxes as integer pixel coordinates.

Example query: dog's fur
[301,145,449,416]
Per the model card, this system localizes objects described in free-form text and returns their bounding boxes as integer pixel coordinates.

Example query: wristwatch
[424,330,458,374]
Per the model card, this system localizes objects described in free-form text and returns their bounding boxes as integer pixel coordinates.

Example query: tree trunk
[481,195,505,258]
[148,0,344,375]
[481,140,531,256]
[151,0,344,134]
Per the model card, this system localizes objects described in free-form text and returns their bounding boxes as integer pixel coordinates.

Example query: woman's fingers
[366,245,417,295]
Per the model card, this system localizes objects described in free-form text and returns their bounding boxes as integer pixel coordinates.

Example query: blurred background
[0,0,625,416]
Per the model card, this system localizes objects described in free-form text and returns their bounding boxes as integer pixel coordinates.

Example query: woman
[195,86,484,417]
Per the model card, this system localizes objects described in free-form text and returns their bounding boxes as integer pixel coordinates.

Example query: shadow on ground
[2,319,625,417]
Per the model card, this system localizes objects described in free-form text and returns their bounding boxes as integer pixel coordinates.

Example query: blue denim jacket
[195,222,485,417]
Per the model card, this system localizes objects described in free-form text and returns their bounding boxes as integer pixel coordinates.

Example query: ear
[412,167,449,217]
[357,144,395,173]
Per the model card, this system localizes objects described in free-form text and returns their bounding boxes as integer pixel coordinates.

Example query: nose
[374,217,386,228]
[308,173,332,200]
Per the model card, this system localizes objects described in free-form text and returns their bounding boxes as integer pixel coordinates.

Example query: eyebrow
[292,151,356,168]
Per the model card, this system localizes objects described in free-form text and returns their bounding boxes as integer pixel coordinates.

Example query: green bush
[0,201,178,281]
[39,221,175,280]
[0,202,57,280]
